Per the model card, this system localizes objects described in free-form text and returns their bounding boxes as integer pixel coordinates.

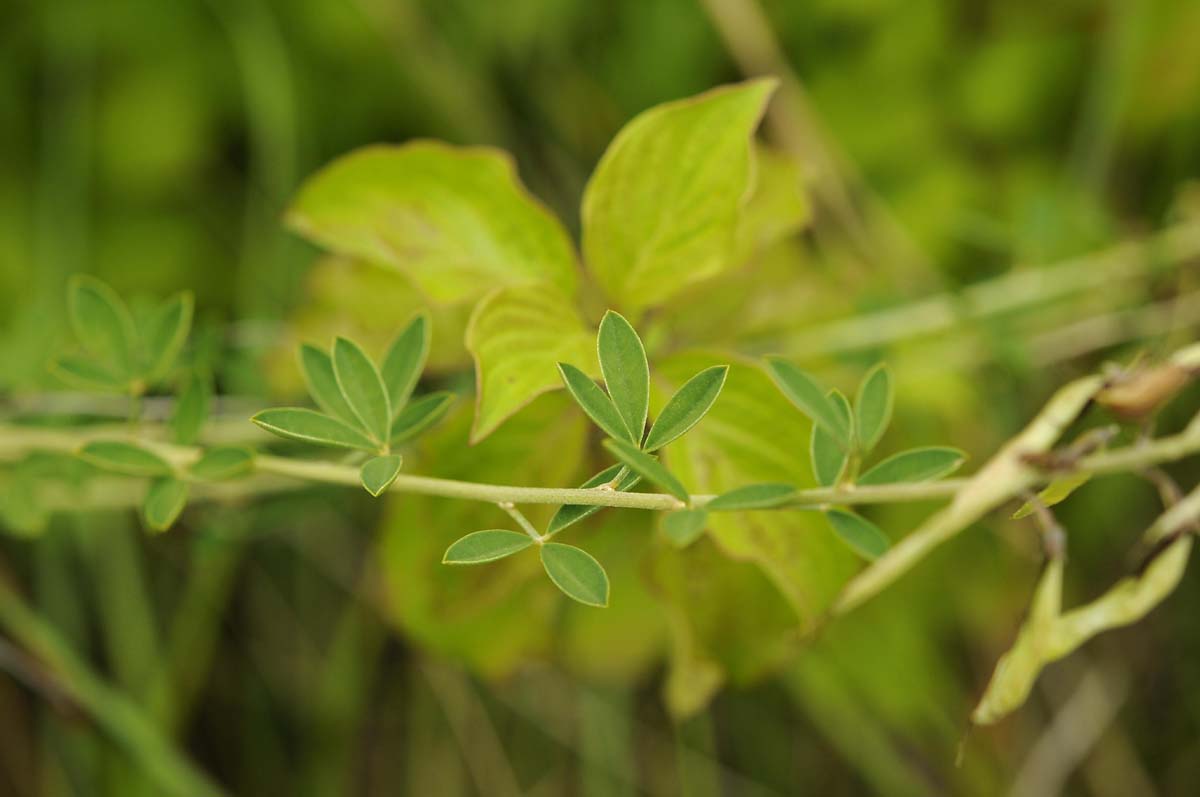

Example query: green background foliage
[3,0,1200,794]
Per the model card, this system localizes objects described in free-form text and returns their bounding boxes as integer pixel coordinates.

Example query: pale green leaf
[188,447,254,481]
[824,509,890,560]
[381,312,430,415]
[644,365,728,452]
[443,529,535,565]
[582,79,777,310]
[299,344,359,425]
[50,355,128,392]
[67,275,138,378]
[706,483,797,511]
[1012,471,1092,520]
[855,364,893,454]
[251,408,378,451]
[602,438,689,502]
[734,145,811,261]
[361,454,403,497]
[79,441,173,477]
[540,543,610,607]
[466,283,594,441]
[811,390,852,487]
[597,311,650,445]
[143,477,189,532]
[765,357,850,447]
[287,142,577,303]
[391,391,455,444]
[558,363,634,444]
[332,336,391,442]
[546,464,642,538]
[858,447,966,486]
[171,374,211,446]
[663,509,708,548]
[141,292,193,381]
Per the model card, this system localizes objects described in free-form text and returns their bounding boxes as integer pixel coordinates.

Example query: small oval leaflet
[171,374,211,446]
[559,362,637,444]
[854,363,893,454]
[663,509,708,547]
[603,438,689,502]
[706,483,797,511]
[189,447,254,481]
[51,355,127,393]
[80,441,173,478]
[252,408,378,452]
[381,312,430,415]
[765,358,851,448]
[332,337,392,443]
[391,391,455,444]
[360,454,403,497]
[540,542,610,607]
[141,292,193,381]
[299,344,359,426]
[143,476,189,533]
[857,446,965,486]
[68,275,138,379]
[443,529,534,565]
[810,389,852,487]
[643,365,729,452]
[597,311,650,445]
[824,508,890,560]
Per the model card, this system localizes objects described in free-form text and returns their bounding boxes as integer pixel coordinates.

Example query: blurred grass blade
[765,357,850,447]
[825,509,890,560]
[360,454,403,497]
[251,408,378,451]
[603,438,689,502]
[390,391,455,444]
[80,441,173,477]
[546,464,642,537]
[142,293,193,381]
[559,362,636,443]
[144,477,189,532]
[299,344,359,425]
[597,311,650,445]
[811,390,852,487]
[663,509,707,547]
[540,543,609,607]
[68,274,138,378]
[706,483,797,511]
[443,529,534,564]
[855,364,893,454]
[332,337,391,442]
[858,447,965,485]
[643,365,728,452]
[381,312,430,415]
[188,447,254,481]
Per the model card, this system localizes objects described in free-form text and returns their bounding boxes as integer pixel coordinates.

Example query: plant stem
[497,502,542,542]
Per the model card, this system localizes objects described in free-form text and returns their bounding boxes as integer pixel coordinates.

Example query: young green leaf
[765,357,851,447]
[142,292,193,381]
[50,355,128,392]
[332,337,391,442]
[79,441,173,477]
[251,408,378,451]
[299,344,359,425]
[381,312,430,415]
[391,391,456,444]
[546,464,642,537]
[824,509,890,560]
[67,275,138,377]
[171,374,211,446]
[602,438,689,502]
[540,543,609,607]
[858,446,966,486]
[1012,471,1092,519]
[855,364,893,454]
[443,529,535,564]
[663,509,708,548]
[360,454,403,497]
[810,389,852,487]
[558,363,637,444]
[643,365,729,452]
[188,447,254,481]
[706,483,797,511]
[597,311,650,445]
[143,477,189,533]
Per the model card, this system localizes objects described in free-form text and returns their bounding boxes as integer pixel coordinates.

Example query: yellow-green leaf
[143,476,189,532]
[141,292,193,381]
[67,274,138,378]
[811,390,852,487]
[80,441,173,477]
[188,446,254,481]
[854,364,893,454]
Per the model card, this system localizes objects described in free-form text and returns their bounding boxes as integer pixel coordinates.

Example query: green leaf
[824,509,890,560]
[391,392,455,444]
[79,441,173,477]
[857,447,966,486]
[67,275,138,378]
[765,358,851,447]
[251,408,378,451]
[299,344,359,426]
[855,364,893,454]
[381,312,430,415]
[143,477,189,532]
[706,483,797,511]
[287,142,577,303]
[443,529,535,565]
[188,447,254,481]
[811,390,852,487]
[582,79,777,310]
[602,438,689,502]
[466,283,595,442]
[644,365,729,452]
[546,464,642,538]
[1012,471,1092,519]
[597,311,650,445]
[50,355,128,392]
[171,374,211,446]
[141,292,193,381]
[332,336,391,443]
[361,454,403,497]
[0,473,49,537]
[663,509,708,548]
[540,543,610,607]
[558,363,634,444]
